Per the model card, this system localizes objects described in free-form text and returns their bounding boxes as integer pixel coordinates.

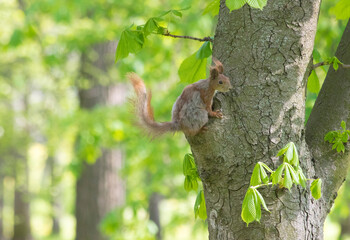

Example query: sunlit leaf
[241,189,256,225]
[144,18,160,36]
[178,51,207,83]
[250,163,261,186]
[246,0,267,9]
[272,163,285,185]
[226,0,246,11]
[283,165,293,190]
[310,179,322,200]
[255,188,269,212]
[196,41,212,59]
[308,70,320,94]
[115,26,144,62]
[203,0,220,16]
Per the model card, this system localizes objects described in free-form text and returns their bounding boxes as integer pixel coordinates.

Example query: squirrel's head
[210,58,232,92]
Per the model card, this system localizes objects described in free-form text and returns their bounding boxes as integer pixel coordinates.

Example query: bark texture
[186,0,326,239]
[75,42,125,240]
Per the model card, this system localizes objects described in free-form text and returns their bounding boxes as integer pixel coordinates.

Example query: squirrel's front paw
[214,110,223,119]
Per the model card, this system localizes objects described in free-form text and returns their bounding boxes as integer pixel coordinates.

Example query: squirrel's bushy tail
[128,73,178,137]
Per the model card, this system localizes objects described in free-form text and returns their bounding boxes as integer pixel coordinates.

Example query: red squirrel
[128,58,232,137]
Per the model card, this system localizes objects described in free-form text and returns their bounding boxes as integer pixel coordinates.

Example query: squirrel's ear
[210,67,219,80]
[212,58,224,73]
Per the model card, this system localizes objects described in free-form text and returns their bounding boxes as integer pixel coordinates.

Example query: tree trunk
[185,0,334,239]
[0,176,4,240]
[75,42,125,240]
[149,192,162,240]
[13,157,31,240]
[306,20,350,239]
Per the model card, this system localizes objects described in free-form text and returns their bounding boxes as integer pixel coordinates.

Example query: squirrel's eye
[219,80,223,84]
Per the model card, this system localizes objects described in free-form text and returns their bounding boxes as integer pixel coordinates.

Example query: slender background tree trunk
[13,157,31,240]
[75,42,126,240]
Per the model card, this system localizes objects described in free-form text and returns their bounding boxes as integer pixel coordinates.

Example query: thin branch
[161,32,213,42]
[313,62,350,69]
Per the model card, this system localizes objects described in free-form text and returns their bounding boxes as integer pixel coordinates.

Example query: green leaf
[202,0,220,16]
[332,57,343,71]
[198,191,207,219]
[9,29,24,47]
[283,166,293,190]
[310,179,322,200]
[272,163,285,185]
[330,0,350,20]
[144,18,160,36]
[253,190,261,222]
[241,189,257,226]
[308,70,320,94]
[260,165,269,184]
[336,142,345,153]
[276,142,291,157]
[183,153,195,176]
[297,167,307,188]
[226,0,246,11]
[324,131,336,143]
[260,162,273,173]
[285,143,294,161]
[196,41,212,59]
[254,188,269,212]
[250,163,261,186]
[194,190,207,220]
[171,10,183,18]
[291,144,299,167]
[341,121,346,130]
[178,52,207,83]
[115,26,144,63]
[246,0,267,9]
[341,132,349,143]
[287,164,299,185]
[313,49,322,63]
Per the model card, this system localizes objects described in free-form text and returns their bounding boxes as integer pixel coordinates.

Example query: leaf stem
[313,62,350,69]
[251,182,273,189]
[161,31,213,42]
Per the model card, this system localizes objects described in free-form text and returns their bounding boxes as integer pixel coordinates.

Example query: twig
[162,32,213,42]
[313,62,350,69]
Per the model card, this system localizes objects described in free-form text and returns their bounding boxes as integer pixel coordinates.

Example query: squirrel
[128,58,232,137]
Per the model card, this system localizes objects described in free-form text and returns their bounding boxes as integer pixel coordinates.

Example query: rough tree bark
[184,0,349,239]
[75,42,126,240]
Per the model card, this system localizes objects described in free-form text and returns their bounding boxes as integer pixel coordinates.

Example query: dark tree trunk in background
[184,1,350,239]
[149,193,162,240]
[47,156,60,235]
[0,176,4,240]
[75,42,126,240]
[13,157,31,240]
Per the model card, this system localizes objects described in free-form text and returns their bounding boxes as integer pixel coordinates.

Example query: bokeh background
[0,0,348,239]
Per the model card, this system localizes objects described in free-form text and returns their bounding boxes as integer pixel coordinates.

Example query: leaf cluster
[182,153,207,220]
[183,153,200,192]
[324,121,350,153]
[194,190,207,220]
[241,142,322,225]
[115,9,187,63]
[308,55,343,94]
[203,0,267,16]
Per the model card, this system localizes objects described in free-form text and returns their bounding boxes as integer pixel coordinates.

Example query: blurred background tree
[0,0,348,239]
